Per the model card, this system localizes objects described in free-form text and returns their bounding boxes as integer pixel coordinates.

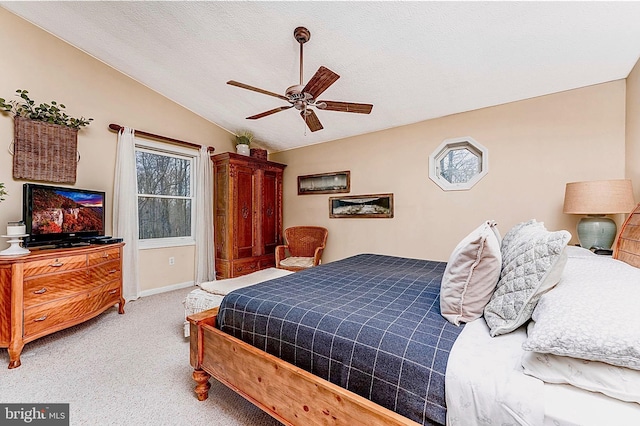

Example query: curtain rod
[108,123,215,153]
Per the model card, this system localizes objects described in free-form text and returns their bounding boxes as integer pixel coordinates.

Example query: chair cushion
[280,256,315,268]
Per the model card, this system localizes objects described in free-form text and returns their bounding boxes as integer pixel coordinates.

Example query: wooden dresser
[212,152,286,279]
[0,243,124,368]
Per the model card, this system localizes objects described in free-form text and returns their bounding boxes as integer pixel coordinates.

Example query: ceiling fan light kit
[227,26,373,132]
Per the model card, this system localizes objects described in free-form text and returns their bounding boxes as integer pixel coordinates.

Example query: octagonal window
[429,137,488,191]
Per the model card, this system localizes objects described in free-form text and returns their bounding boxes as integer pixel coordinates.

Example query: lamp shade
[563,179,636,250]
[563,179,635,214]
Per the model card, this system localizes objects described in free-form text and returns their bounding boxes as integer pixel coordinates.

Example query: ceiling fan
[227,26,373,132]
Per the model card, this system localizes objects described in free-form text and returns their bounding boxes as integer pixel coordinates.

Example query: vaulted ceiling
[3,1,640,152]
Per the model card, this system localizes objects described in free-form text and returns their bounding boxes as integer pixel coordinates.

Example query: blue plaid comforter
[217,254,464,425]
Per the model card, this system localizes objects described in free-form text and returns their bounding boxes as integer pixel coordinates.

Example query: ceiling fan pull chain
[303,106,307,136]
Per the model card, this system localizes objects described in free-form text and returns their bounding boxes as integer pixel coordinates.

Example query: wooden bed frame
[188,203,640,426]
[188,307,421,426]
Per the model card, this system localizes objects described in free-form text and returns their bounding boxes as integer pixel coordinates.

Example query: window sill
[138,238,196,250]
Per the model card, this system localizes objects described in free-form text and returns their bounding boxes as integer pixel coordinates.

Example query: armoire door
[261,170,280,254]
[234,164,255,259]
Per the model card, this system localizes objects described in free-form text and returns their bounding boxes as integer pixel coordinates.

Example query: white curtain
[195,147,216,284]
[113,127,140,301]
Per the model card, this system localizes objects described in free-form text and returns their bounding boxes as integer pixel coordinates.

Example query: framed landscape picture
[329,193,394,218]
[298,171,350,195]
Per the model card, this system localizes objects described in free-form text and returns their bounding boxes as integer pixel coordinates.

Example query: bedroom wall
[0,9,234,293]
[626,57,640,202]
[270,81,628,263]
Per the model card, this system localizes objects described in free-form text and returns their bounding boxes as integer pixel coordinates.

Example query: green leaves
[0,89,93,129]
[234,130,254,146]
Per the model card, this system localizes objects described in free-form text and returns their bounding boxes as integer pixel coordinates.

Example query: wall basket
[12,116,78,183]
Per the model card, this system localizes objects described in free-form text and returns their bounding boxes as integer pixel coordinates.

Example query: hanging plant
[0,90,90,184]
[0,89,93,129]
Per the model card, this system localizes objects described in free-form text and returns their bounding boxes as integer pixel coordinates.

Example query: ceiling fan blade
[227,80,289,102]
[300,109,323,132]
[247,105,293,120]
[302,66,340,99]
[316,100,373,114]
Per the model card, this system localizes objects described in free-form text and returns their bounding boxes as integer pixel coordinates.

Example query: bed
[188,203,640,425]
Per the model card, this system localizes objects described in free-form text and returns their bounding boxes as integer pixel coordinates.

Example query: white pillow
[565,245,597,258]
[484,221,570,337]
[440,220,502,326]
[523,256,640,370]
[522,350,640,404]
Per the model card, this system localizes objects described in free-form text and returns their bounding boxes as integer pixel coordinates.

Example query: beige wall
[626,57,640,201]
[271,81,628,262]
[0,9,234,292]
[1,9,635,291]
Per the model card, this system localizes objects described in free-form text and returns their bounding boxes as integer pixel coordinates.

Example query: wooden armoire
[212,152,286,279]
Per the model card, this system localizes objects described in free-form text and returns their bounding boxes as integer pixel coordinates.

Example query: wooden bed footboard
[187,308,421,426]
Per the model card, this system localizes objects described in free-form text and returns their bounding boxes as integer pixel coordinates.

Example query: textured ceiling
[3,1,640,152]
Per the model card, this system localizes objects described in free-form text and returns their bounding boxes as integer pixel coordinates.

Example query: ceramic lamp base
[576,215,616,250]
[0,235,30,256]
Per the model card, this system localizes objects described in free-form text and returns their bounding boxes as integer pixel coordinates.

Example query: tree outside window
[135,145,195,246]
[429,137,488,191]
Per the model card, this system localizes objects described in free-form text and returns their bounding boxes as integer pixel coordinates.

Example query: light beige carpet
[0,287,281,426]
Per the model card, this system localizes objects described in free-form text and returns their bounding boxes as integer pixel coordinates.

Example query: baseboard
[140,281,195,298]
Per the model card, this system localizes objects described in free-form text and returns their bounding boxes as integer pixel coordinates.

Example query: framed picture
[298,171,350,195]
[329,193,394,218]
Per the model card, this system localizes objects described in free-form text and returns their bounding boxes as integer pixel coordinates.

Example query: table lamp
[563,179,635,250]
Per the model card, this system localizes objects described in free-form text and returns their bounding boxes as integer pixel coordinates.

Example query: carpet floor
[0,287,281,426]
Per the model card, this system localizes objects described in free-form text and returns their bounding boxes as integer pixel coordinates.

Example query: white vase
[236,144,250,156]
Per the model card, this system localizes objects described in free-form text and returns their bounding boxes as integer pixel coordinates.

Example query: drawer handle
[34,315,48,322]
[102,253,110,258]
[33,287,47,294]
[49,260,63,267]
[237,265,257,272]
[108,289,118,295]
[109,269,117,274]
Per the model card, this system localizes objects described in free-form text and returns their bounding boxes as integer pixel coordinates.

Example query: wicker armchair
[275,226,328,272]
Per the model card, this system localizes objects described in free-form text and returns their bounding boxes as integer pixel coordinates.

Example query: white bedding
[446,318,640,425]
[445,319,544,425]
[183,268,294,337]
[200,267,293,295]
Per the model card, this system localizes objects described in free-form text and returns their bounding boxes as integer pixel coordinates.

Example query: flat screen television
[23,183,106,247]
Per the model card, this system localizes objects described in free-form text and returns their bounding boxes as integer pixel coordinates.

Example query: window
[135,140,197,248]
[429,137,488,191]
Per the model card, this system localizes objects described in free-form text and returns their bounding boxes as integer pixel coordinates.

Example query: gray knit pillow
[484,224,570,337]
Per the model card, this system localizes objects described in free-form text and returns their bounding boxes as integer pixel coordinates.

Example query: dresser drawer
[259,256,275,269]
[88,247,121,266]
[89,259,121,286]
[101,280,122,305]
[23,254,87,278]
[233,259,260,276]
[23,270,92,308]
[23,281,121,338]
